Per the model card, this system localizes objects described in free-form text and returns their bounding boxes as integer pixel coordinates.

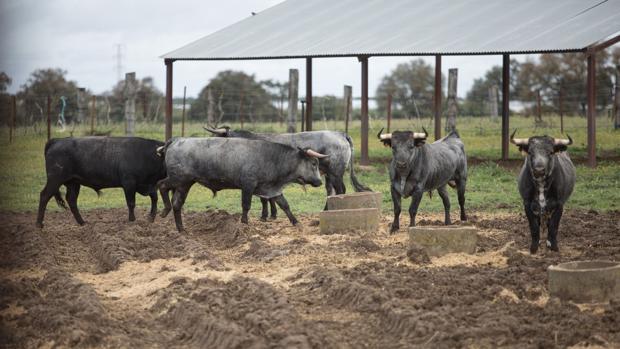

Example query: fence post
[10,95,16,143]
[90,95,96,135]
[287,69,298,133]
[614,64,620,130]
[300,100,305,132]
[386,93,392,133]
[181,86,186,137]
[344,85,352,134]
[559,84,564,133]
[488,85,498,119]
[124,72,137,136]
[445,68,458,132]
[47,95,52,140]
[536,89,542,124]
[207,87,215,126]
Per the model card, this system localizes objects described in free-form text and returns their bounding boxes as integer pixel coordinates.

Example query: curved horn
[306,149,330,159]
[377,128,392,140]
[203,125,229,135]
[554,135,573,146]
[510,129,529,146]
[412,131,427,139]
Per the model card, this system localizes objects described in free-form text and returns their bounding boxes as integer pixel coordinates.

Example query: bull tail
[345,134,371,192]
[54,190,68,210]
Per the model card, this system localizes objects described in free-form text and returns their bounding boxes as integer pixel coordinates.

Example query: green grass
[0,115,618,219]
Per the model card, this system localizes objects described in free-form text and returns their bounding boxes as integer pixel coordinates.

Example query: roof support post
[305,57,313,131]
[359,55,369,166]
[587,52,597,168]
[434,55,442,140]
[165,59,174,141]
[501,54,510,160]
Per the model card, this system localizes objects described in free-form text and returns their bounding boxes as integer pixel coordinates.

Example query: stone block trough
[409,225,479,257]
[326,192,383,211]
[548,260,620,303]
[319,208,380,234]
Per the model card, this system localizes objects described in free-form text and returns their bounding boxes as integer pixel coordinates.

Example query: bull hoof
[241,218,249,224]
[290,220,299,226]
[77,220,86,226]
[260,217,267,222]
[148,215,156,223]
[36,222,43,229]
[547,240,559,252]
[270,215,277,220]
[530,243,539,254]
[160,208,171,218]
[389,224,399,234]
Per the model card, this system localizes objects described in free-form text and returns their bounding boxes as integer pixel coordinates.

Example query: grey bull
[511,130,575,254]
[378,128,468,233]
[204,127,371,218]
[156,137,326,232]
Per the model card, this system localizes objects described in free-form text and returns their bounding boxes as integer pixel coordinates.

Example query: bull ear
[414,138,426,147]
[553,135,572,153]
[517,144,529,154]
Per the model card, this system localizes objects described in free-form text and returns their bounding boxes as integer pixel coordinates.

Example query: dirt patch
[1,208,619,348]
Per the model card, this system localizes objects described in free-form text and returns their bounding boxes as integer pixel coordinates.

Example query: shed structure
[162,0,620,167]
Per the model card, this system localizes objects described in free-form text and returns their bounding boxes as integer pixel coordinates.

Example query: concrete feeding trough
[408,226,478,257]
[319,208,379,234]
[548,260,620,303]
[326,191,382,211]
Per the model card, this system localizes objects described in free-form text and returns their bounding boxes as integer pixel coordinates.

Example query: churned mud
[0,208,619,348]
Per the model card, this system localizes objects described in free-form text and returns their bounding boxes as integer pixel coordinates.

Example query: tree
[0,72,11,93]
[104,75,164,123]
[190,71,277,124]
[0,72,11,126]
[462,60,519,116]
[375,59,443,119]
[17,68,82,125]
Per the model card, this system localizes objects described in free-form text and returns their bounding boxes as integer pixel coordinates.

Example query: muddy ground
[0,208,618,348]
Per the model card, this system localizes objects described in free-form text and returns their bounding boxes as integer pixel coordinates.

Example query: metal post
[181,86,187,136]
[587,53,597,168]
[300,100,305,132]
[434,55,442,140]
[306,57,313,131]
[165,59,173,141]
[501,54,510,160]
[559,84,564,133]
[47,95,51,140]
[287,69,299,133]
[360,56,369,165]
[387,93,392,133]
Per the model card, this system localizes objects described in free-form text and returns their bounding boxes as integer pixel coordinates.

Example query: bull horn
[306,149,330,159]
[377,128,392,140]
[554,135,573,146]
[203,125,229,135]
[510,129,529,146]
[412,129,427,139]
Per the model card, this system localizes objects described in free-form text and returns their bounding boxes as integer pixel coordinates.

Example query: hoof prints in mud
[152,276,332,349]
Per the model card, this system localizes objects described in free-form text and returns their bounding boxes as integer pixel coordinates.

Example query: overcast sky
[2,0,530,98]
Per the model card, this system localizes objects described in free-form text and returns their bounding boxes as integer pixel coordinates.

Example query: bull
[378,128,468,233]
[511,130,575,253]
[156,137,326,232]
[204,126,371,219]
[36,137,166,228]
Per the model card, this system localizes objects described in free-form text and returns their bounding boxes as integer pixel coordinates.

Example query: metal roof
[162,0,620,60]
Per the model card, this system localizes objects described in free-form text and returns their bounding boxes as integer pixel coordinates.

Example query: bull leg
[437,185,452,225]
[274,195,298,226]
[323,175,335,210]
[122,182,137,222]
[36,180,62,228]
[408,190,424,227]
[172,184,191,232]
[333,176,346,195]
[65,183,85,226]
[546,206,563,252]
[148,191,158,223]
[457,179,467,221]
[524,201,541,254]
[390,185,402,234]
[260,197,269,221]
[241,189,253,224]
[157,178,173,218]
[269,198,278,219]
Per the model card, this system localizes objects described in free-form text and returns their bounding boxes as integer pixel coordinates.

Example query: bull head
[511,129,573,153]
[377,128,427,147]
[203,125,230,137]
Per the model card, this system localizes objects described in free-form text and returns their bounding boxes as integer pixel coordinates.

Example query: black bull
[36,137,166,228]
[204,127,371,218]
[511,131,575,253]
[378,129,468,233]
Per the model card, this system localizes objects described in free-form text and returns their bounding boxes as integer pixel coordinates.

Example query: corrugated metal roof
[162,0,620,60]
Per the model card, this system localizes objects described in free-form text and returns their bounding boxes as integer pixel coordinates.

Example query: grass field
[0,115,618,218]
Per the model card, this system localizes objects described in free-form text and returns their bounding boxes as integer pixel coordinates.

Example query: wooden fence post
[559,85,564,133]
[344,85,352,134]
[90,95,96,135]
[123,73,137,136]
[536,89,542,124]
[488,85,498,119]
[445,68,458,132]
[207,87,215,126]
[386,93,392,133]
[287,69,298,133]
[181,86,186,137]
[10,95,16,143]
[47,95,52,140]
